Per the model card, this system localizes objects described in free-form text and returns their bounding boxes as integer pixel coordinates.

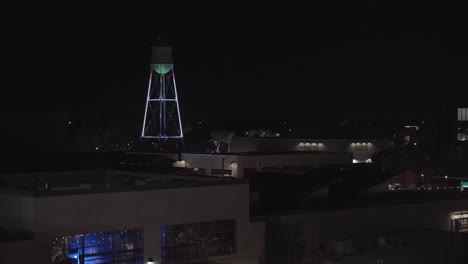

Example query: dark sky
[3,1,468,127]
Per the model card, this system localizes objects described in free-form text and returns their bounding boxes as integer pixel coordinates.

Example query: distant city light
[353,158,372,164]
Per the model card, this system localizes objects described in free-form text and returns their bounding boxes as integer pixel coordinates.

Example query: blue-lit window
[161,220,236,263]
[52,229,143,264]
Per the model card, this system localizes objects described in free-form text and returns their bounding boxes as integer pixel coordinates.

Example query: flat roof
[0,170,248,197]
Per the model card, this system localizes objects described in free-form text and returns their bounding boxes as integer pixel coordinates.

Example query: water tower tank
[151,47,174,75]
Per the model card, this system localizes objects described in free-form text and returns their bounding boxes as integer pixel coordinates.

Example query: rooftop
[0,170,247,197]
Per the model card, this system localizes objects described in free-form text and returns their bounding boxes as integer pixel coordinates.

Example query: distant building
[456,107,468,144]
[229,137,388,163]
[429,104,468,171]
[432,105,468,150]
[251,166,468,263]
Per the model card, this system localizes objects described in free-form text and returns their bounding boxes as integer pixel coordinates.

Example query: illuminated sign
[461,181,468,188]
[450,211,468,233]
[454,218,468,232]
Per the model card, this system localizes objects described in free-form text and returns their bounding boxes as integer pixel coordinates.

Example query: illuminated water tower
[141,41,183,140]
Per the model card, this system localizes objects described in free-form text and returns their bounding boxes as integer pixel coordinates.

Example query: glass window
[161,219,236,263]
[52,229,143,264]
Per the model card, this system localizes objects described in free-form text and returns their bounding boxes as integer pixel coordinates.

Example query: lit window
[52,229,143,264]
[457,128,468,141]
[458,108,468,121]
[161,220,236,263]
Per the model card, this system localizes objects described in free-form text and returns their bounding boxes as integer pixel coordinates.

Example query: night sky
[4,1,468,128]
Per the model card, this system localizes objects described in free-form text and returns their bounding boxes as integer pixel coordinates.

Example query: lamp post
[221,156,226,176]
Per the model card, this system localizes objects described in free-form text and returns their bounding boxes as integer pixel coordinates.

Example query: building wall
[231,137,388,162]
[170,153,240,177]
[0,193,35,229]
[237,153,351,178]
[169,152,351,178]
[0,184,264,264]
[268,198,468,241]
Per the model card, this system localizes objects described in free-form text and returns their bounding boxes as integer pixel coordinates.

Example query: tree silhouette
[209,130,236,153]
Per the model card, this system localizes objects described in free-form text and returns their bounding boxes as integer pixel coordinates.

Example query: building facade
[0,170,264,264]
[159,152,352,178]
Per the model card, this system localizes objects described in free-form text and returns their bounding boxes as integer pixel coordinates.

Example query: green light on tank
[152,64,173,75]
[461,181,468,188]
